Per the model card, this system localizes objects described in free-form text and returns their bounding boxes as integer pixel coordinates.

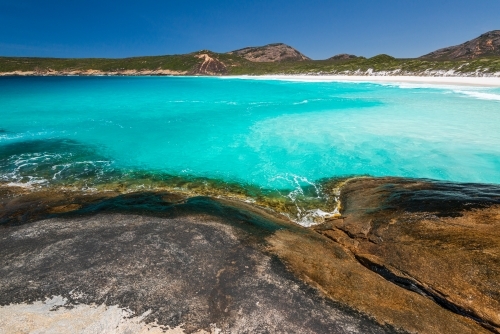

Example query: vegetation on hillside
[0,51,245,74]
[226,55,500,75]
[1,52,499,76]
[3,31,500,76]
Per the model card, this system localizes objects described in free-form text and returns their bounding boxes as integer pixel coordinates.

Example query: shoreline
[0,176,341,228]
[232,75,500,87]
[2,72,500,87]
[2,174,499,229]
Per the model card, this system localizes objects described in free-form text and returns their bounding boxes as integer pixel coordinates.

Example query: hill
[421,30,500,60]
[327,54,359,61]
[0,51,244,76]
[227,43,310,62]
[1,35,500,77]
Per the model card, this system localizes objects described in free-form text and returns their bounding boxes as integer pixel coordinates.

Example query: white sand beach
[234,75,500,87]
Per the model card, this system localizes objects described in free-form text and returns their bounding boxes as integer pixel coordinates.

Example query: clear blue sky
[1,0,499,59]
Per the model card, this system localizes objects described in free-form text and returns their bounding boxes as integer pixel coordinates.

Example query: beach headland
[1,176,499,333]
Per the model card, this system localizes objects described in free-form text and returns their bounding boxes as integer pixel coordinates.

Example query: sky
[1,0,499,59]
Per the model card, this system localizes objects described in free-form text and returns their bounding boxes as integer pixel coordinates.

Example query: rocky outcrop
[228,43,310,62]
[1,181,497,333]
[191,53,228,75]
[313,177,500,333]
[421,30,500,59]
[0,188,397,334]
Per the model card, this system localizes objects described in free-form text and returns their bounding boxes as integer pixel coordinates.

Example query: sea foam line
[454,90,500,101]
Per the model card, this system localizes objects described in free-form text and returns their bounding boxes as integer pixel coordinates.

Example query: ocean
[1,76,500,225]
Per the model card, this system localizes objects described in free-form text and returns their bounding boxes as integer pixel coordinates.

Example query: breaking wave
[453,90,500,101]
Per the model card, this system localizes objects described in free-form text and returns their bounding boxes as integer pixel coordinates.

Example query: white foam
[378,82,482,90]
[454,90,500,101]
[267,173,343,227]
[293,100,309,105]
[270,173,322,201]
[249,101,273,105]
[0,130,63,142]
[0,133,25,141]
[5,182,35,189]
[298,208,341,227]
[1,149,112,186]
[374,82,500,101]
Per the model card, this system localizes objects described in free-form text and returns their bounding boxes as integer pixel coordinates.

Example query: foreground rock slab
[0,208,393,333]
[1,181,498,333]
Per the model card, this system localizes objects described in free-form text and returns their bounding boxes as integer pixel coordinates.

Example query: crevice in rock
[354,254,499,333]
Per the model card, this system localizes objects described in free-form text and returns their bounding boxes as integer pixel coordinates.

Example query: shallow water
[1,76,500,224]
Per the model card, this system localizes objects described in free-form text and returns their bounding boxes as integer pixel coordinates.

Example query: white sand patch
[0,296,211,334]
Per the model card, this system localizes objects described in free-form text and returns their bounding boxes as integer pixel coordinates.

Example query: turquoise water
[1,76,500,222]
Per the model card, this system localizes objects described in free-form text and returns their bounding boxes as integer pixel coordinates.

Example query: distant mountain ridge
[227,43,310,62]
[421,30,500,60]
